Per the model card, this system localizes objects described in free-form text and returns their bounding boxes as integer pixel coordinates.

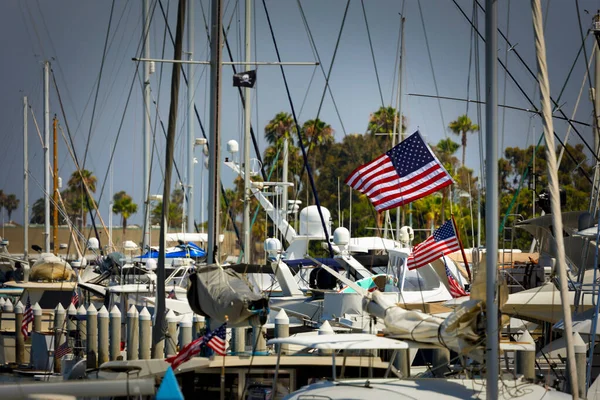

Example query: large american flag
[21,295,34,337]
[166,322,227,369]
[407,219,461,270]
[345,131,453,212]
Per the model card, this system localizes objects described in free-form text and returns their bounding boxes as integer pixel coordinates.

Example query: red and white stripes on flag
[71,287,79,307]
[407,219,461,270]
[345,131,452,212]
[55,340,72,358]
[165,322,227,369]
[21,295,34,337]
[444,260,468,298]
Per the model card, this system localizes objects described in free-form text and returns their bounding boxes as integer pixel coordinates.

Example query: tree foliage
[112,191,138,234]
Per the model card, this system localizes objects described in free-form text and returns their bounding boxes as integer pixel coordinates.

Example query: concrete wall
[0,225,240,259]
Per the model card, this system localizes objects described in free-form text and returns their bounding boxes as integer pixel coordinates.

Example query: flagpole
[450,214,472,282]
[220,315,228,400]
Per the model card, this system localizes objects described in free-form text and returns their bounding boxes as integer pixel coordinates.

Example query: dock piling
[32,302,42,334]
[86,304,98,369]
[139,307,151,360]
[127,305,139,361]
[53,303,66,373]
[98,305,109,365]
[274,309,289,355]
[165,310,178,357]
[109,305,121,361]
[14,301,24,365]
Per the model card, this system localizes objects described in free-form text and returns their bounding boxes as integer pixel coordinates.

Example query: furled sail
[187,264,269,327]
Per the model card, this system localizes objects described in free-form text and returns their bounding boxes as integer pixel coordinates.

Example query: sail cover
[364,290,485,360]
[187,264,269,327]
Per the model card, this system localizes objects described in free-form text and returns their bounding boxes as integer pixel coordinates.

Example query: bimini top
[267,333,409,350]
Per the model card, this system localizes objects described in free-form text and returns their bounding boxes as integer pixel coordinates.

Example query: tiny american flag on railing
[21,295,34,337]
[345,131,453,212]
[55,340,72,359]
[71,287,79,307]
[444,259,468,298]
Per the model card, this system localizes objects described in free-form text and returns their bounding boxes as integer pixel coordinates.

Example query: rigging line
[82,0,116,169]
[389,6,403,107]
[289,0,351,242]
[473,0,484,192]
[17,2,40,59]
[465,1,475,116]
[261,0,337,258]
[296,0,348,136]
[558,46,595,166]
[142,0,170,240]
[417,0,446,135]
[452,1,598,177]
[222,28,268,180]
[575,0,599,142]
[556,34,588,108]
[295,0,350,198]
[58,124,110,236]
[408,93,591,126]
[23,1,47,60]
[70,1,135,138]
[157,0,243,243]
[500,0,511,154]
[298,66,319,118]
[470,0,599,162]
[360,0,385,107]
[50,67,104,252]
[53,1,157,253]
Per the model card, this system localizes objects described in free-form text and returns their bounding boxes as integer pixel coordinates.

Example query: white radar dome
[264,238,282,257]
[299,206,331,237]
[333,227,350,246]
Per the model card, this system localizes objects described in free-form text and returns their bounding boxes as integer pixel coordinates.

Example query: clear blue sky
[0,0,597,228]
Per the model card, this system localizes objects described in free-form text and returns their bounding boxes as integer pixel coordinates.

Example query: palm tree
[448,114,479,167]
[4,194,19,222]
[0,190,5,225]
[301,119,334,148]
[367,106,406,140]
[150,188,184,228]
[67,169,97,227]
[112,191,138,235]
[264,112,295,145]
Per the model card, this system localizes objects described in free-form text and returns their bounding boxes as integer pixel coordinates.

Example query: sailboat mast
[142,0,152,249]
[53,116,59,255]
[186,0,195,233]
[243,0,252,263]
[23,96,28,260]
[484,0,499,398]
[43,61,50,253]
[207,0,223,264]
[591,14,600,217]
[393,15,405,239]
[151,0,186,357]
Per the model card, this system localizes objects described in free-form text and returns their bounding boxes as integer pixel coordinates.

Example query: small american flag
[21,295,34,337]
[71,287,79,307]
[55,340,72,358]
[167,288,176,299]
[205,323,227,356]
[444,259,468,298]
[345,131,453,212]
[165,322,227,369]
[407,219,461,270]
